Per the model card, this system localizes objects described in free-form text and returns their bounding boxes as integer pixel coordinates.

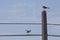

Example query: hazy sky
[0,0,60,40]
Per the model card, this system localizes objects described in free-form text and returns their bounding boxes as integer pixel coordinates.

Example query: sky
[0,0,60,40]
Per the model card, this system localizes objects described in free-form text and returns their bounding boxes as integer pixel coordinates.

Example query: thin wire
[0,34,41,36]
[48,35,60,37]
[0,34,60,37]
[0,23,60,26]
[0,23,41,25]
[47,23,60,26]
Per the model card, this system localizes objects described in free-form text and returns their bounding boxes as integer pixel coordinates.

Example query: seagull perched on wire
[25,29,31,34]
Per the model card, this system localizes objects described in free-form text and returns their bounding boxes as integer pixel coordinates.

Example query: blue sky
[0,0,60,40]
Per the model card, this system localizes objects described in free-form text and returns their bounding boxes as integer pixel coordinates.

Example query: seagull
[42,6,48,9]
[25,29,31,34]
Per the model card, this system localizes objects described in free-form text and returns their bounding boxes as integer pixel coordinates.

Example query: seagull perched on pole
[42,6,49,9]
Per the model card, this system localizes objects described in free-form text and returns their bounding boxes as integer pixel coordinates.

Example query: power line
[0,23,41,25]
[0,23,60,25]
[47,23,60,26]
[0,34,41,37]
[0,34,60,37]
[48,35,60,37]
